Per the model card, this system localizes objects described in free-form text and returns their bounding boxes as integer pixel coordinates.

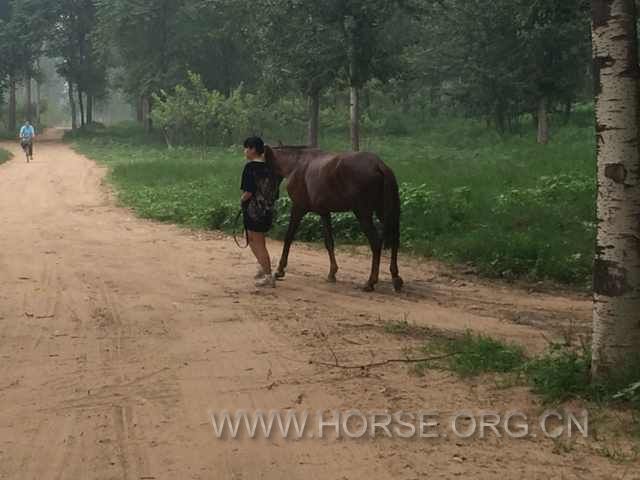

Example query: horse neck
[273,150,307,177]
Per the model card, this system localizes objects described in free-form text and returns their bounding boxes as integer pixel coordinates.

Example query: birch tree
[591,0,640,379]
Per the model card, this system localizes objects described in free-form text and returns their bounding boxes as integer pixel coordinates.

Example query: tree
[320,0,410,150]
[414,0,591,138]
[518,0,591,144]
[178,0,257,96]
[255,0,341,146]
[11,0,108,129]
[0,0,36,131]
[415,0,527,132]
[96,0,187,131]
[52,0,107,127]
[590,0,640,380]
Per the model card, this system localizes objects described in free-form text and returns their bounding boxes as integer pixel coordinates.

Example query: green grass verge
[0,148,11,165]
[384,320,640,409]
[70,115,596,286]
[416,331,528,378]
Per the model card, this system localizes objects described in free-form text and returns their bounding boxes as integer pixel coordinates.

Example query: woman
[240,136,279,287]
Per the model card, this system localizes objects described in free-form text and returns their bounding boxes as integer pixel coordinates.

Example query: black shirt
[241,161,270,194]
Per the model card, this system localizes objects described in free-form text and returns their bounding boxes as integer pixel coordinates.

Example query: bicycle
[20,138,33,163]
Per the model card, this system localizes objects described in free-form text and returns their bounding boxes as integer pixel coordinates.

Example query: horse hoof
[274,271,286,279]
[392,276,404,292]
[327,275,337,283]
[363,283,375,292]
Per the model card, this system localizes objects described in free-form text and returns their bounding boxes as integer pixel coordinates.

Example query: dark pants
[21,139,33,157]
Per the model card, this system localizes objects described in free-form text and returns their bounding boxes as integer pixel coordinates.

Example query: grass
[0,131,16,141]
[384,319,640,410]
[0,148,11,165]
[69,112,597,286]
[417,331,528,377]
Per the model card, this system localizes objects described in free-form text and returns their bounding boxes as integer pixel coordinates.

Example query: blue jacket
[20,125,35,139]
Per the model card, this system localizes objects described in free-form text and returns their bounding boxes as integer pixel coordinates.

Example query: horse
[264,145,403,292]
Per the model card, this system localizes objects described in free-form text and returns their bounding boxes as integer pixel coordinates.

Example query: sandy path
[0,133,634,479]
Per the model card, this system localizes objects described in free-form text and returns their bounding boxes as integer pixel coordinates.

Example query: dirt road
[0,133,635,479]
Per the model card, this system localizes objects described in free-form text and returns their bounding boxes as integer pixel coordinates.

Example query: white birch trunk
[591,0,640,379]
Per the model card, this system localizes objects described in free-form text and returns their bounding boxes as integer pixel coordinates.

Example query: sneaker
[255,273,276,288]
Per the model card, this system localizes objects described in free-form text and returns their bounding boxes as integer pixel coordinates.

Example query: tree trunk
[537,96,550,144]
[494,102,506,133]
[87,95,93,125]
[136,97,144,123]
[591,0,640,380]
[35,59,41,127]
[8,76,17,133]
[142,95,152,133]
[26,76,32,122]
[564,100,573,123]
[68,82,77,131]
[78,89,85,127]
[36,78,41,127]
[350,86,360,152]
[429,86,440,116]
[307,88,321,148]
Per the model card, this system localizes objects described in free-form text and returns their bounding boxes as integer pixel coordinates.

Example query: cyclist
[19,120,35,162]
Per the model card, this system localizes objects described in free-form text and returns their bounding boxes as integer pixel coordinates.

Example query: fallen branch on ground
[310,352,460,370]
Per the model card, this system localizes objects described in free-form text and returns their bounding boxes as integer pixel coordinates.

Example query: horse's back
[304,151,389,213]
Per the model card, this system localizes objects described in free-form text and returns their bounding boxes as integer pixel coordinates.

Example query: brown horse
[264,145,403,292]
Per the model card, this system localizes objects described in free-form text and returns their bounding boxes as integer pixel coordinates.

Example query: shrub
[152,72,251,148]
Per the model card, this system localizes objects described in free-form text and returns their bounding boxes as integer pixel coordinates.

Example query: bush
[413,330,640,410]
[152,72,252,147]
[525,345,591,403]
[0,148,11,164]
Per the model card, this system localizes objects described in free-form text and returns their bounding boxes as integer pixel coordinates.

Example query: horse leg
[321,214,338,282]
[390,243,403,292]
[275,206,306,279]
[355,209,382,292]
[376,204,403,292]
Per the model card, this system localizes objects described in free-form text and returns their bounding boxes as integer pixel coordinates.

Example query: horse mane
[263,145,278,173]
[272,145,314,150]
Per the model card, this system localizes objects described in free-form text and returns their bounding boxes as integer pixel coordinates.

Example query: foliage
[95,0,186,99]
[407,328,640,409]
[525,344,592,402]
[252,0,342,96]
[525,343,640,406]
[2,0,595,144]
[404,0,591,132]
[151,72,250,147]
[0,147,11,164]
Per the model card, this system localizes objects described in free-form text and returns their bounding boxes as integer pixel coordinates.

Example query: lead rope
[233,209,249,249]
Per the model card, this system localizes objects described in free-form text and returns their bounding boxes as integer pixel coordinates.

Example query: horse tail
[381,164,401,250]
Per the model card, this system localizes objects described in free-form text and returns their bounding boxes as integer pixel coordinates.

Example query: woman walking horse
[264,145,403,292]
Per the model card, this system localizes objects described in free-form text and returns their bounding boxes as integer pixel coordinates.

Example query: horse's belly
[307,189,359,214]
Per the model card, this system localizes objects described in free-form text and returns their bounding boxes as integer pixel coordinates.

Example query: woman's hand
[241,191,253,205]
